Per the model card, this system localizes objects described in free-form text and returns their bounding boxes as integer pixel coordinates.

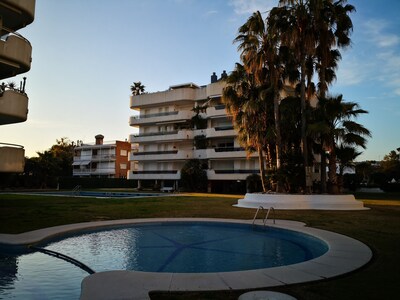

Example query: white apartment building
[0,0,35,173]
[73,135,132,178]
[128,72,259,193]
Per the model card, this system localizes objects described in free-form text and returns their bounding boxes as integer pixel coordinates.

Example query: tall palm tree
[223,63,273,192]
[308,95,371,193]
[235,11,287,192]
[130,81,145,96]
[270,0,317,192]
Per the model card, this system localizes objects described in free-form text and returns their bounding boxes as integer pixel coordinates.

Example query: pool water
[0,222,328,299]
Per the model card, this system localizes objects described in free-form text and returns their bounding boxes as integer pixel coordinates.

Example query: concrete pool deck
[0,218,372,300]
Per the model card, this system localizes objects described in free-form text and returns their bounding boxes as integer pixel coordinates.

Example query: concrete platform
[235,193,368,210]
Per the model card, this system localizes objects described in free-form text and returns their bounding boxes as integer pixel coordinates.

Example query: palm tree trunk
[328,144,339,194]
[320,150,327,193]
[300,57,310,193]
[258,147,268,193]
[274,92,284,193]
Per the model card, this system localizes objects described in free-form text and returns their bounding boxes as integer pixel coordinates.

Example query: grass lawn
[0,192,399,299]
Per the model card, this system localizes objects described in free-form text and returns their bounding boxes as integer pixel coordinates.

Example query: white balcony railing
[128,170,181,180]
[130,129,194,143]
[131,149,193,161]
[129,110,193,126]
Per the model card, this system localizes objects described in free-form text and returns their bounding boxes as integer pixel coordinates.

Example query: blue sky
[1,0,399,161]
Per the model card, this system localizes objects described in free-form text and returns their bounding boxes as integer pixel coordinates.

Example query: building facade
[0,0,35,172]
[128,72,260,193]
[73,135,131,178]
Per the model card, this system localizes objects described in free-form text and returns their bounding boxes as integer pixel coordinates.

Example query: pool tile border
[0,218,372,300]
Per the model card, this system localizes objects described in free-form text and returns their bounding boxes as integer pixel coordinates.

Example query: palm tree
[130,81,145,96]
[336,144,361,192]
[222,63,273,192]
[308,95,371,193]
[235,11,287,192]
[270,1,317,192]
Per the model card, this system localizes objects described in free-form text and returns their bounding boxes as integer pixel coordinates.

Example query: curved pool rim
[0,218,372,300]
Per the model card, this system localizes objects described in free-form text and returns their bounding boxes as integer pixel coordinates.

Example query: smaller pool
[40,222,328,273]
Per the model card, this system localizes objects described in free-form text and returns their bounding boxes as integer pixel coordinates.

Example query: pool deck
[0,218,372,300]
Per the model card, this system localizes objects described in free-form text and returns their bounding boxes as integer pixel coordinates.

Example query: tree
[24,137,75,188]
[130,81,145,96]
[308,95,371,193]
[336,144,361,192]
[180,159,208,192]
[223,63,272,192]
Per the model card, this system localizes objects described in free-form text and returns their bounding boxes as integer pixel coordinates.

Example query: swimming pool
[0,219,372,300]
[24,191,162,198]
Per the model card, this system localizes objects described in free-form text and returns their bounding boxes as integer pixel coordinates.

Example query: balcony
[129,110,193,126]
[207,169,259,180]
[130,87,198,109]
[128,170,180,180]
[131,149,192,161]
[206,105,227,118]
[0,89,28,125]
[0,34,32,79]
[0,143,25,172]
[0,0,35,33]
[193,147,257,159]
[129,129,194,143]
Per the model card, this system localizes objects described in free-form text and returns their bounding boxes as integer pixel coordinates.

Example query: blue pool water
[27,191,161,198]
[0,222,328,299]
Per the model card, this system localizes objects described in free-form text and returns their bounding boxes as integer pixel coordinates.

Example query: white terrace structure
[0,0,35,173]
[128,72,260,193]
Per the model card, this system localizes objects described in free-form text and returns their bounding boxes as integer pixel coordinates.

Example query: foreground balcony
[0,34,32,79]
[0,0,35,33]
[0,90,28,125]
[193,147,258,159]
[0,143,25,172]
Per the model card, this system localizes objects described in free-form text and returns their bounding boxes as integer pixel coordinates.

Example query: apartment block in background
[128,71,259,193]
[0,0,35,172]
[73,135,131,178]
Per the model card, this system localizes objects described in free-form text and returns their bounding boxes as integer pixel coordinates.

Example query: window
[120,163,127,170]
[120,149,127,156]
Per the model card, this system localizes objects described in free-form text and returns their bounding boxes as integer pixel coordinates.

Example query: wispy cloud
[229,0,277,15]
[363,19,400,48]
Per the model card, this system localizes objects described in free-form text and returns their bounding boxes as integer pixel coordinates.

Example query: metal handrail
[252,206,275,228]
[28,246,95,274]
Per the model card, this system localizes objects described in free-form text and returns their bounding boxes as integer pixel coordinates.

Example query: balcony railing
[133,111,178,119]
[0,142,25,172]
[131,170,178,174]
[0,89,28,125]
[133,150,178,156]
[214,147,244,152]
[0,34,32,79]
[214,169,259,174]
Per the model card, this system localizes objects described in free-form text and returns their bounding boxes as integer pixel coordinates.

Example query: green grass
[1,192,399,299]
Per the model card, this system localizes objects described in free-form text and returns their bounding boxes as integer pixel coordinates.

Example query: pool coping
[0,218,372,300]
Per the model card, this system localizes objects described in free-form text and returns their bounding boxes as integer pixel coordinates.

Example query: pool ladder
[252,206,275,228]
[72,185,81,196]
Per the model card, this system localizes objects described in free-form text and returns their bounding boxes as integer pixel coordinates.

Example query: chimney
[221,70,227,80]
[95,134,104,145]
[211,72,218,83]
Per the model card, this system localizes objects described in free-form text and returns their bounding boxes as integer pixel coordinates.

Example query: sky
[1,0,399,161]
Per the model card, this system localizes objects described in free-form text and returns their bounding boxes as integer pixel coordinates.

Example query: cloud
[229,0,277,15]
[363,19,400,48]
